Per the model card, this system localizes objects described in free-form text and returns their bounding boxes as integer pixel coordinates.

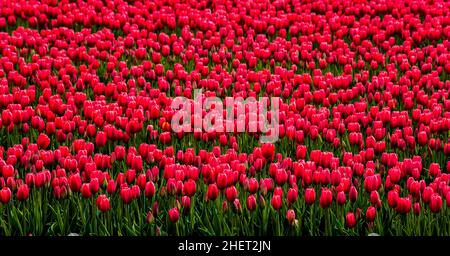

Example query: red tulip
[89,178,100,195]
[388,167,401,184]
[275,169,288,186]
[136,174,147,190]
[287,188,298,204]
[422,187,433,204]
[106,180,116,194]
[114,146,126,161]
[0,187,11,204]
[304,188,316,206]
[271,195,282,211]
[337,191,346,205]
[246,195,257,211]
[120,186,133,204]
[207,184,219,201]
[81,183,92,198]
[418,131,427,146]
[387,190,399,208]
[319,188,332,209]
[125,169,136,184]
[145,181,156,198]
[225,186,237,202]
[396,197,412,214]
[168,207,179,223]
[413,202,421,216]
[233,199,242,213]
[429,193,443,213]
[183,179,196,197]
[181,196,191,212]
[2,165,14,179]
[247,178,259,194]
[69,173,82,192]
[25,173,35,187]
[429,163,441,178]
[370,191,381,207]
[217,173,228,190]
[366,206,376,223]
[349,186,358,203]
[37,133,50,149]
[331,170,341,187]
[16,184,29,201]
[296,145,307,159]
[131,185,140,199]
[345,212,356,228]
[96,195,110,212]
[286,209,296,224]
[261,143,275,159]
[95,131,107,148]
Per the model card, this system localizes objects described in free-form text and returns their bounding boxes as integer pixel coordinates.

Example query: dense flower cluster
[0,0,449,235]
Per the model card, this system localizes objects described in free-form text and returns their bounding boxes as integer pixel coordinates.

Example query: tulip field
[0,0,450,236]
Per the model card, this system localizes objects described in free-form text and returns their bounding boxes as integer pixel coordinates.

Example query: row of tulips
[0,141,448,235]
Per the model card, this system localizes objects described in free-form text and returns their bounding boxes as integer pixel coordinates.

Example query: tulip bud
[81,183,92,198]
[429,193,443,213]
[271,195,282,211]
[168,208,179,223]
[16,184,29,201]
[304,188,316,206]
[147,210,154,224]
[349,186,358,203]
[337,191,346,205]
[261,143,275,159]
[366,206,376,223]
[413,202,421,216]
[207,184,219,201]
[37,134,50,149]
[181,196,191,213]
[345,212,357,228]
[286,209,296,225]
[225,186,237,202]
[0,187,12,204]
[106,180,116,194]
[319,188,332,209]
[233,199,242,213]
[96,195,110,212]
[246,195,257,211]
[69,173,82,192]
[287,188,298,205]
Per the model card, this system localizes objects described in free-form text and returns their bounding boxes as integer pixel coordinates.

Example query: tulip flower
[366,206,376,223]
[0,187,11,204]
[69,174,82,192]
[337,191,346,206]
[319,188,332,209]
[168,208,180,223]
[225,186,237,202]
[37,134,50,149]
[261,143,275,159]
[287,188,298,205]
[345,212,357,229]
[207,184,219,201]
[429,193,443,213]
[80,184,92,199]
[304,188,316,206]
[246,195,257,211]
[286,209,296,224]
[271,195,282,211]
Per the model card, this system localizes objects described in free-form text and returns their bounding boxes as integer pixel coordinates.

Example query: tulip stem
[325,209,332,236]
